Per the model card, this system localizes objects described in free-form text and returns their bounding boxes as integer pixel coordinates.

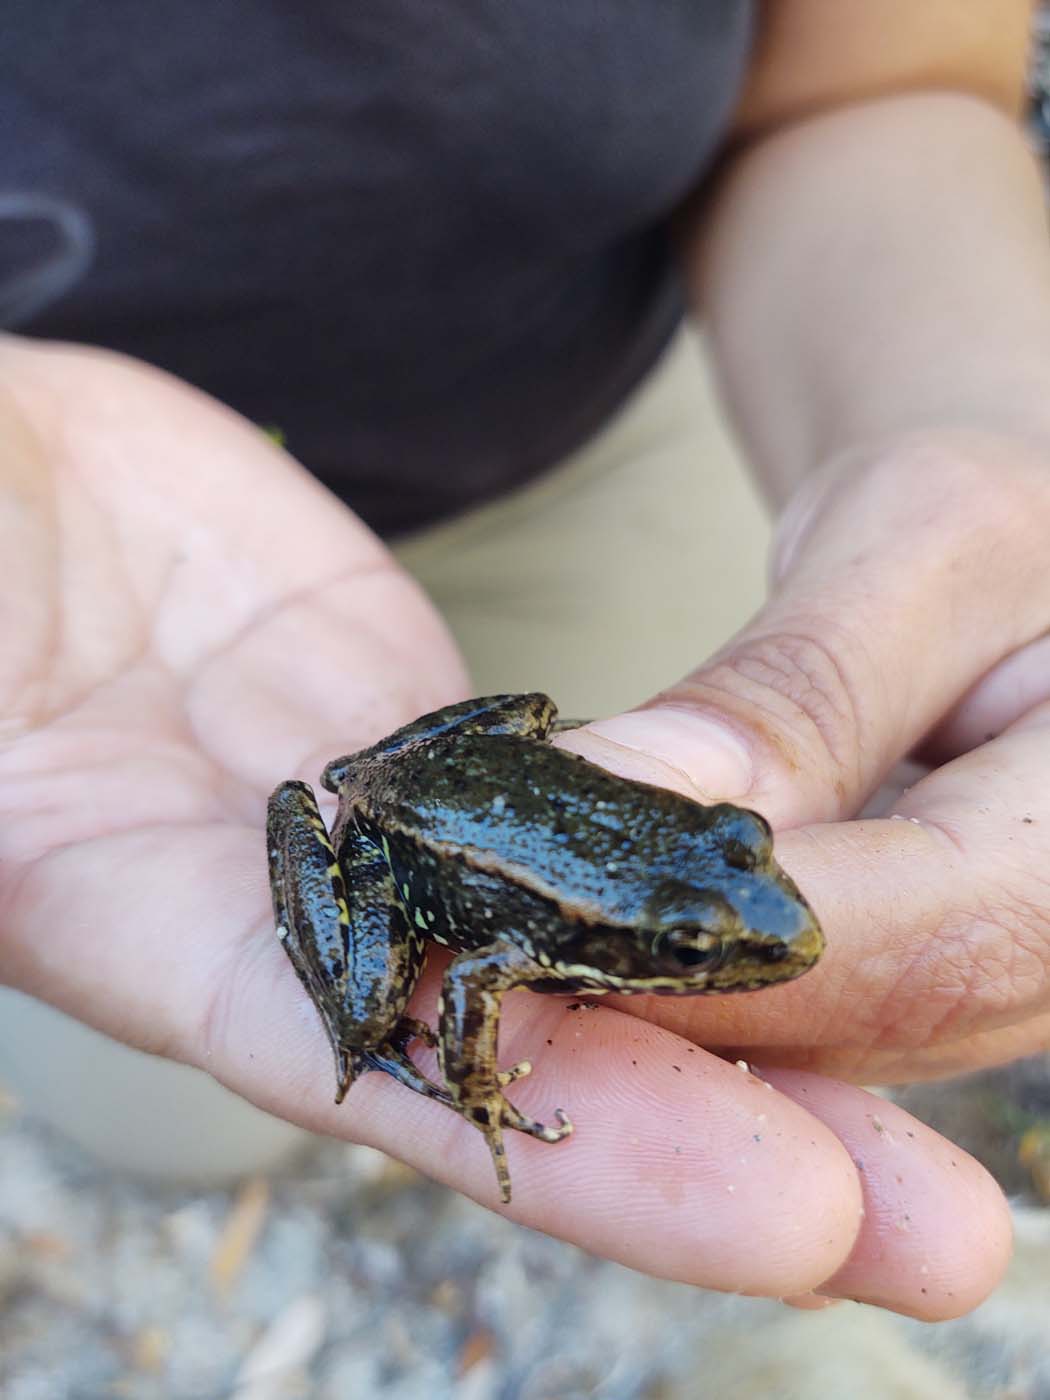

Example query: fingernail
[586,708,754,800]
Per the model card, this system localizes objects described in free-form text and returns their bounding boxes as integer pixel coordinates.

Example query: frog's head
[566,805,823,994]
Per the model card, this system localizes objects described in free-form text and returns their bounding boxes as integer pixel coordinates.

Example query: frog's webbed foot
[463,1093,573,1205]
[349,1015,452,1107]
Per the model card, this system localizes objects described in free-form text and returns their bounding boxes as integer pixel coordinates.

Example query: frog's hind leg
[268,780,359,1098]
[267,781,430,1104]
[353,1015,454,1107]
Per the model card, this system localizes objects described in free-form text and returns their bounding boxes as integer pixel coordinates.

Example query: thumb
[561,436,1050,826]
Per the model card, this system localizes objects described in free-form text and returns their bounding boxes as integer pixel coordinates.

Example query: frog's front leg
[267,781,447,1106]
[439,942,572,1204]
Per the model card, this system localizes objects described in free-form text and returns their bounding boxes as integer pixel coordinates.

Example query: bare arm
[689,0,1049,502]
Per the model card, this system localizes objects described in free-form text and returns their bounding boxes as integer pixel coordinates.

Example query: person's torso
[2,1,752,533]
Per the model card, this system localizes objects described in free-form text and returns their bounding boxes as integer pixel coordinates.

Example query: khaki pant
[395,324,771,717]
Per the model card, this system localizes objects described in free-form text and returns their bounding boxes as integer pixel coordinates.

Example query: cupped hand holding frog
[0,331,1033,1323]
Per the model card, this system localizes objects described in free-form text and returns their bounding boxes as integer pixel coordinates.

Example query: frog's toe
[394,1015,438,1050]
[360,1042,453,1107]
[333,1047,355,1104]
[462,1093,572,1202]
[532,1106,573,1144]
[499,1099,573,1144]
[496,1059,532,1087]
[464,1098,514,1203]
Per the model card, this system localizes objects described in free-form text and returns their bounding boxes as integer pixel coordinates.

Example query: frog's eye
[712,809,773,866]
[722,838,757,871]
[658,930,728,972]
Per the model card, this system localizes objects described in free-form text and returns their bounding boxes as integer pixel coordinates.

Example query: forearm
[690,93,1050,504]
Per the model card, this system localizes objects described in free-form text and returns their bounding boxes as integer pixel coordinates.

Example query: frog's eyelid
[723,838,757,871]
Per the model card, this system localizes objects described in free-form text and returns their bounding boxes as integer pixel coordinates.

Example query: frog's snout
[733,871,824,970]
[774,907,824,970]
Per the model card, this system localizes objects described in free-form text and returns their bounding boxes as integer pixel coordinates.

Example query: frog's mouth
[547,909,824,996]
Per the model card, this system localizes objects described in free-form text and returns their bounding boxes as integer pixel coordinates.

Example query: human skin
[0,1,1046,1320]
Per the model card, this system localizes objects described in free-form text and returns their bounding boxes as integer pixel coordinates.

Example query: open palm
[0,334,466,1075]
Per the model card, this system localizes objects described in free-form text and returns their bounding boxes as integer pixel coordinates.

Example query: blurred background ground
[2,1054,1049,1400]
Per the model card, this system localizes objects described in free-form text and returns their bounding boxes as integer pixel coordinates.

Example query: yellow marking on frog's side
[336,898,350,926]
[327,862,340,878]
[309,816,335,854]
[414,909,427,929]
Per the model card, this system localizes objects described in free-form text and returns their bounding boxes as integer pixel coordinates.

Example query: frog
[267,692,824,1203]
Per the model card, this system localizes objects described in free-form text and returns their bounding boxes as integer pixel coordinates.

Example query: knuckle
[693,625,867,797]
[876,899,1050,1050]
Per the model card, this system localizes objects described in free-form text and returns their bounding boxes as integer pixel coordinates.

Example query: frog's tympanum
[267,694,823,1202]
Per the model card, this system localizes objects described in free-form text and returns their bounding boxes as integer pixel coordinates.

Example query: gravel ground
[2,1058,1048,1400]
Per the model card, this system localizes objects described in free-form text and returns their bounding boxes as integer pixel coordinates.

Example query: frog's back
[361,733,728,927]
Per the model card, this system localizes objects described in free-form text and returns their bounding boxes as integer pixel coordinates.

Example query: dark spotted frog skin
[267,694,823,1203]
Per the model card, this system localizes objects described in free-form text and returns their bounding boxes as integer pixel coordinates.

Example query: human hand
[0,346,1012,1322]
[556,431,1050,1316]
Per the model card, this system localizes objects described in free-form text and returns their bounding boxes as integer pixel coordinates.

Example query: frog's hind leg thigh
[267,781,434,1104]
[268,781,360,1098]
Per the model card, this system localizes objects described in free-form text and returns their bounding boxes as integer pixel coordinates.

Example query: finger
[7,825,1004,1315]
[923,631,1050,762]
[763,1071,1013,1320]
[562,439,1050,828]
[210,942,1007,1317]
[781,1292,843,1310]
[32,831,858,1299]
[208,939,869,1299]
[618,706,1050,1079]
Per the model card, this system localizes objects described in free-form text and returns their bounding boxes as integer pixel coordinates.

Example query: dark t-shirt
[1,3,752,534]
